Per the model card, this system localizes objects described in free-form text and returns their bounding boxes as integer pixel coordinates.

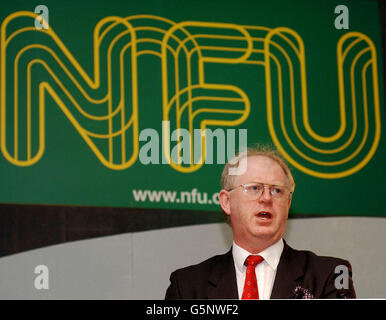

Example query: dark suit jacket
[165,242,356,299]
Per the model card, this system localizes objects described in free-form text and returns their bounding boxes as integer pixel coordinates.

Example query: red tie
[242,255,264,299]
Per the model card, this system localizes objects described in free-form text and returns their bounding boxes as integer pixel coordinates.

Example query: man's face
[219,155,292,252]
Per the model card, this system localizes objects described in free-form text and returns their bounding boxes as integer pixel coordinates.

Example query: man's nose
[258,187,272,202]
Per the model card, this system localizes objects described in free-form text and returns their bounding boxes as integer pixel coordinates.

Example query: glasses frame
[227,181,293,200]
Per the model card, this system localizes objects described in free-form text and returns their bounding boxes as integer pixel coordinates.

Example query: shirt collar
[232,238,284,272]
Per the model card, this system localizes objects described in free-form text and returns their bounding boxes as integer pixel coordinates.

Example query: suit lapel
[270,241,305,299]
[207,249,238,299]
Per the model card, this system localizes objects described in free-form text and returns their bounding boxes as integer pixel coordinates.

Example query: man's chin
[252,227,282,243]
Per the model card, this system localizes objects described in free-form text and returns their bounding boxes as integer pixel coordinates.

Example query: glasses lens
[270,186,286,198]
[243,183,264,197]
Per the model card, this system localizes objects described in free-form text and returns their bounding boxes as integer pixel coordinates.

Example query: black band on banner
[0,299,380,318]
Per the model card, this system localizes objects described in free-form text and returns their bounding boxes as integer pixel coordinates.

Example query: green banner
[0,0,384,217]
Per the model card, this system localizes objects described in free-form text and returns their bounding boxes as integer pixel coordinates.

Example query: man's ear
[219,189,231,215]
[286,194,292,219]
[288,194,293,208]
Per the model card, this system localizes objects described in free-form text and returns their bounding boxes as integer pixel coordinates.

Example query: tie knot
[244,255,264,267]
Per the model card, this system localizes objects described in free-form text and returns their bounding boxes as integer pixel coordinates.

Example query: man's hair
[221,144,295,192]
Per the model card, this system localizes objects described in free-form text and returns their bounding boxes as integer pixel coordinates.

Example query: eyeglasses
[228,182,292,200]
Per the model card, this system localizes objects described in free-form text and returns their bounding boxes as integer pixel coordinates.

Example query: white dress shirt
[232,238,284,299]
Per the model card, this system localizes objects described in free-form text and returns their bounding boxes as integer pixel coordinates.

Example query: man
[165,146,356,299]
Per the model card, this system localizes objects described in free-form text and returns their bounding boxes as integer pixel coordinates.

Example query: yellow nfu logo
[0,12,381,178]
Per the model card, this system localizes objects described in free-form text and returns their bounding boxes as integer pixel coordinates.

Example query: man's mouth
[255,211,273,220]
